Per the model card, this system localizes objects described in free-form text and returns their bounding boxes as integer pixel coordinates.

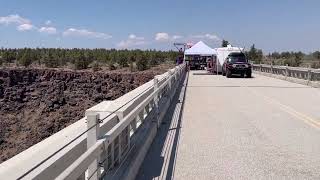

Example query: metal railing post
[117,113,124,165]
[153,77,160,127]
[285,64,289,78]
[110,142,115,168]
[260,63,262,72]
[139,110,144,123]
[86,113,100,180]
[145,102,150,115]
[168,70,173,91]
[131,117,137,132]
[308,65,312,81]
[168,71,173,101]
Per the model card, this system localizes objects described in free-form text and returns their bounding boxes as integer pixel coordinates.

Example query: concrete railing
[252,64,320,87]
[0,64,186,180]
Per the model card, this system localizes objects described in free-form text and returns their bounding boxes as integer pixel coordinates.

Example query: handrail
[252,64,320,82]
[57,64,185,180]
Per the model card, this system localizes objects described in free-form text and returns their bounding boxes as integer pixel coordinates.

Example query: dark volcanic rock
[0,66,172,163]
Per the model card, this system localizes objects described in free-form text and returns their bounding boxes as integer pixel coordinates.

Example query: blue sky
[0,0,319,53]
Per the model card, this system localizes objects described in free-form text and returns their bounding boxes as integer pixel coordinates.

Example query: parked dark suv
[222,52,252,78]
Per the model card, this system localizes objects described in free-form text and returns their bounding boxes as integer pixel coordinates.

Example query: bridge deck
[137,71,320,179]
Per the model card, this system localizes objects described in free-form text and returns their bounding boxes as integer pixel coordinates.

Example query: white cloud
[172,35,183,40]
[0,14,31,25]
[0,14,36,32]
[63,28,112,39]
[129,34,144,40]
[155,33,183,42]
[204,34,220,41]
[191,35,204,39]
[45,20,52,25]
[155,32,170,41]
[39,27,57,34]
[191,33,220,41]
[117,34,146,48]
[17,24,35,31]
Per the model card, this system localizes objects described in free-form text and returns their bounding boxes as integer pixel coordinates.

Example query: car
[222,52,252,78]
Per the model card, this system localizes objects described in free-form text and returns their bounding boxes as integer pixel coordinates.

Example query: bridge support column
[86,113,101,180]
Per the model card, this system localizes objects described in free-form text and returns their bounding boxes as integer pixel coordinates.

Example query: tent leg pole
[216,55,218,75]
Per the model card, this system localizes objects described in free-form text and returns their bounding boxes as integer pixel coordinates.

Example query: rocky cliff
[0,67,169,163]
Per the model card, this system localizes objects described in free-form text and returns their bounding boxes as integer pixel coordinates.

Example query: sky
[0,0,319,53]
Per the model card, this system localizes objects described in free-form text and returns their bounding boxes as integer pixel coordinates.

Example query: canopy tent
[183,41,217,72]
[184,41,216,56]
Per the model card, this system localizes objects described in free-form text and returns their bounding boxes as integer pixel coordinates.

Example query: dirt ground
[0,64,174,163]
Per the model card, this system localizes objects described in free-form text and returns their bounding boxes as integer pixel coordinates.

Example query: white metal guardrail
[0,64,186,180]
[252,64,320,87]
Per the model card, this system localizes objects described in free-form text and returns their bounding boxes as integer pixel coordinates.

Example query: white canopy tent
[184,41,217,72]
[184,41,217,56]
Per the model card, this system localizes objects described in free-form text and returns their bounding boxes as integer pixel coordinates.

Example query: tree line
[221,39,320,68]
[249,45,320,68]
[1,43,319,70]
[0,48,178,71]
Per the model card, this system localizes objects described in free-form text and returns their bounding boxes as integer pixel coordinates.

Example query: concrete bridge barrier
[0,64,186,180]
[252,64,320,88]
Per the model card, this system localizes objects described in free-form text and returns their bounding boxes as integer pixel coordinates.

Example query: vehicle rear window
[228,54,247,63]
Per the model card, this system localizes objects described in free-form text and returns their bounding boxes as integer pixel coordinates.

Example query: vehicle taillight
[227,63,233,68]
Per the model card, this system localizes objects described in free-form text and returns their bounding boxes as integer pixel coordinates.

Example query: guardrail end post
[86,112,101,180]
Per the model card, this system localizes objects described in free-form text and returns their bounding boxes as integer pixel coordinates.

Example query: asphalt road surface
[137,71,320,180]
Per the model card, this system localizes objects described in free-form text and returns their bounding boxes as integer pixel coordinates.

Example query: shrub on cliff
[108,61,116,70]
[136,57,149,71]
[18,50,32,67]
[74,52,91,70]
[43,51,59,68]
[118,54,129,68]
[129,62,137,72]
[91,61,101,72]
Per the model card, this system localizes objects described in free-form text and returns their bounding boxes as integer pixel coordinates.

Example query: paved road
[137,71,320,180]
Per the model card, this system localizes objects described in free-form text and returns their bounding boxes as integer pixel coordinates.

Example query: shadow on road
[136,72,188,180]
[192,72,255,79]
[187,85,311,89]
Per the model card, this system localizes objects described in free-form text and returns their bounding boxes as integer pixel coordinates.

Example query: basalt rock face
[0,68,163,163]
